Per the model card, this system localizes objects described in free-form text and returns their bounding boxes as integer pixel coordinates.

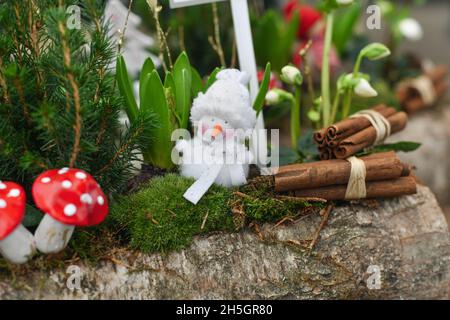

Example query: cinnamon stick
[293,176,417,200]
[326,104,396,146]
[314,129,328,148]
[333,112,408,159]
[275,151,408,192]
[396,65,448,113]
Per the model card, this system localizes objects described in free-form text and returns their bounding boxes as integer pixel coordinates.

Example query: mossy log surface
[0,186,449,299]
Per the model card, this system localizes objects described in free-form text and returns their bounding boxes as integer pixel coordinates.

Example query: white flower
[354,79,378,98]
[280,66,303,86]
[265,89,294,105]
[265,90,281,105]
[336,0,354,6]
[398,18,423,41]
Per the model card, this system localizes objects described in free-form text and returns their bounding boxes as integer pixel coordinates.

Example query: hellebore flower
[280,66,303,86]
[283,1,323,39]
[354,78,378,98]
[398,18,424,41]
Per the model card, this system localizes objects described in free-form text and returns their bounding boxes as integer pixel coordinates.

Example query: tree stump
[388,107,450,213]
[0,185,449,299]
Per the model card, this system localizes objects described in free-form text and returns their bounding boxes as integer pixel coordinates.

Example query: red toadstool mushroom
[33,168,109,254]
[0,181,36,264]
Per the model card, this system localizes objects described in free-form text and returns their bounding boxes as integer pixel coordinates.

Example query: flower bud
[354,79,378,98]
[265,89,294,105]
[360,43,391,61]
[398,18,423,41]
[280,66,303,86]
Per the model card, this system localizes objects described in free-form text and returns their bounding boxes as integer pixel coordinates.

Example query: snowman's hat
[190,69,257,131]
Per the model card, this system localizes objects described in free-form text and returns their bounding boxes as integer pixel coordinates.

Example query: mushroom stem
[35,215,75,254]
[0,224,36,264]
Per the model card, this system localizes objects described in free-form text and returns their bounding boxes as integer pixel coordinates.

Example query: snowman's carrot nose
[211,124,223,138]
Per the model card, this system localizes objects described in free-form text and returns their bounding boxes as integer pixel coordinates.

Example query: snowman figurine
[176,69,257,204]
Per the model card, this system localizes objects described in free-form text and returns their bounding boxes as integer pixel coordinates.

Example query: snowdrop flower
[280,66,303,86]
[398,18,423,41]
[354,79,378,98]
[266,90,282,105]
[265,89,294,105]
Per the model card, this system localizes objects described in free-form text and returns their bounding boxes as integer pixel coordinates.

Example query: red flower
[283,1,323,40]
[258,70,281,90]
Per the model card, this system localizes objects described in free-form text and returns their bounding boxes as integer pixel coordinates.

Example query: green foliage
[117,52,201,169]
[357,141,421,157]
[237,180,324,222]
[111,174,235,253]
[333,2,362,54]
[253,62,271,115]
[253,10,299,73]
[0,0,150,220]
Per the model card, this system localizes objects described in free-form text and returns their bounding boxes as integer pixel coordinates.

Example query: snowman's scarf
[183,164,247,205]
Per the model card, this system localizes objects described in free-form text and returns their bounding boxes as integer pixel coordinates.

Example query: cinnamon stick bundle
[396,65,448,114]
[333,112,408,159]
[275,151,409,192]
[314,105,408,160]
[293,176,417,200]
[326,105,396,147]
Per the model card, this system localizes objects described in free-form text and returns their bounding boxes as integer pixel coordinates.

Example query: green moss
[111,174,235,253]
[111,174,323,253]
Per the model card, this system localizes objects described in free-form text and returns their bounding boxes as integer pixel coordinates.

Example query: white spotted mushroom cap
[32,168,108,227]
[0,181,26,240]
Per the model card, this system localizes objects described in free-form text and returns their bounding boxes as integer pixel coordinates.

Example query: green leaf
[280,11,299,70]
[190,66,203,99]
[279,147,300,166]
[333,2,361,53]
[298,129,320,158]
[141,70,174,169]
[205,67,222,91]
[139,58,156,103]
[23,205,43,227]
[164,72,182,127]
[173,52,192,130]
[116,55,139,123]
[358,141,421,156]
[253,62,271,114]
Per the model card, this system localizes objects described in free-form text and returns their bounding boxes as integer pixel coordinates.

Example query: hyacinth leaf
[205,67,222,91]
[139,58,156,103]
[116,55,139,123]
[141,70,174,169]
[190,66,204,99]
[173,52,192,130]
[253,62,271,114]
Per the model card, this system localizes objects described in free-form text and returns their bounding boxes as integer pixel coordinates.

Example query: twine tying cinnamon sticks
[345,156,367,200]
[396,64,448,114]
[349,110,391,146]
[314,105,407,160]
[273,151,417,201]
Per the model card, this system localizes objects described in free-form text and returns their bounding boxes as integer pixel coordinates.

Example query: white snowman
[176,69,257,203]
